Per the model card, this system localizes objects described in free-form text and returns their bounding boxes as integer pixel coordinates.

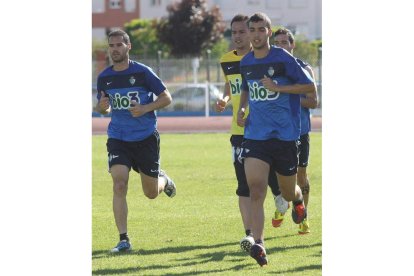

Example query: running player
[216,14,289,254]
[237,13,317,266]
[273,27,319,234]
[96,29,176,253]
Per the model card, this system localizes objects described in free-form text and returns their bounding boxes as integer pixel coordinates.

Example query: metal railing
[92,54,322,117]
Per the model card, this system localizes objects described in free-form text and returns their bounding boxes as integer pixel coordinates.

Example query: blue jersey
[97,60,166,141]
[296,58,312,135]
[240,46,313,141]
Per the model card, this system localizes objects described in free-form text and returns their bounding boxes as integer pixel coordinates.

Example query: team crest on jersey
[129,76,136,85]
[267,66,275,77]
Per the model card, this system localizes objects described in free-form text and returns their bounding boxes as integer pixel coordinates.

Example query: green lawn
[92,133,322,275]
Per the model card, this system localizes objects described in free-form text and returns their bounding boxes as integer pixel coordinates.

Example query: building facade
[213,0,322,40]
[92,0,140,39]
[92,0,321,40]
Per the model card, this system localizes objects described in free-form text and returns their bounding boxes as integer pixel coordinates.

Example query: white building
[139,0,322,40]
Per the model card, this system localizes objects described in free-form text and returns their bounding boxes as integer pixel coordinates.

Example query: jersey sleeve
[296,58,309,68]
[219,56,229,82]
[285,56,314,85]
[239,61,249,92]
[144,66,167,96]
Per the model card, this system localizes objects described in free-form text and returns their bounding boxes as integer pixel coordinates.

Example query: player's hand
[98,91,110,111]
[261,75,278,91]
[128,100,147,117]
[237,108,246,127]
[215,98,227,112]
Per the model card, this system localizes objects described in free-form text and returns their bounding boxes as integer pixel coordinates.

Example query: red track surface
[92,116,322,135]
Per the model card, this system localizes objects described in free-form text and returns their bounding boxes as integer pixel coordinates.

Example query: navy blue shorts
[298,134,310,167]
[106,130,160,178]
[231,135,280,197]
[241,138,298,176]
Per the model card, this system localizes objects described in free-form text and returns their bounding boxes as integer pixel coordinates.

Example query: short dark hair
[107,29,130,44]
[230,14,249,27]
[247,12,271,29]
[274,28,295,44]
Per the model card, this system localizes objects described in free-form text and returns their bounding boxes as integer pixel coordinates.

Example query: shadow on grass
[310,250,322,258]
[92,240,237,260]
[93,249,252,275]
[267,242,322,254]
[93,263,253,276]
[92,240,256,275]
[277,264,322,274]
[92,240,321,275]
[92,234,296,260]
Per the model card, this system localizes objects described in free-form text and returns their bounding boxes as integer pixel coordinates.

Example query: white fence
[92,56,322,117]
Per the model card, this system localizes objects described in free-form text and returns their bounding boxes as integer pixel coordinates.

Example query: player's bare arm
[97,91,111,115]
[237,89,248,127]
[216,82,231,112]
[300,66,319,109]
[301,92,318,109]
[128,89,172,118]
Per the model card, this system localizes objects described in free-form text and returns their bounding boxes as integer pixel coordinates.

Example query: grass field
[92,133,322,275]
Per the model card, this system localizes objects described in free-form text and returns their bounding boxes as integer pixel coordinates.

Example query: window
[286,25,297,34]
[92,0,105,13]
[295,24,309,37]
[286,23,309,38]
[150,0,161,6]
[110,0,121,9]
[266,0,281,8]
[124,0,136,12]
[289,0,308,8]
[247,0,260,5]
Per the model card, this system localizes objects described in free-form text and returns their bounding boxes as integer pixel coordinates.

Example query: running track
[92,116,322,135]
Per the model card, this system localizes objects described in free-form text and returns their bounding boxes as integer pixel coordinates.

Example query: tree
[209,38,229,59]
[271,26,321,67]
[156,0,225,58]
[294,37,321,67]
[124,19,169,59]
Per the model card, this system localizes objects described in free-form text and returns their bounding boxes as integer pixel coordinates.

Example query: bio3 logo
[110,91,139,110]
[248,81,279,101]
[229,78,242,95]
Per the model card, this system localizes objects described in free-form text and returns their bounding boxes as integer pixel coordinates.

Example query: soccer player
[217,14,289,253]
[273,27,319,234]
[96,29,176,253]
[216,14,289,254]
[237,13,317,266]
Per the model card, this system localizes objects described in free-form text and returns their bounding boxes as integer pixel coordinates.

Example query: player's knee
[249,185,266,201]
[143,189,158,199]
[113,181,128,195]
[141,177,160,199]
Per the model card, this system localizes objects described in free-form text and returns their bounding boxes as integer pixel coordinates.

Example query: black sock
[292,196,303,206]
[293,199,304,206]
[245,229,252,236]
[120,233,129,242]
[255,239,263,245]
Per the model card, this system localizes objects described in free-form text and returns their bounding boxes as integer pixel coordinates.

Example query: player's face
[108,35,130,63]
[248,21,271,50]
[231,21,250,50]
[274,34,294,53]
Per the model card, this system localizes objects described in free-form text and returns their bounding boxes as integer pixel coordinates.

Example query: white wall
[138,0,321,39]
